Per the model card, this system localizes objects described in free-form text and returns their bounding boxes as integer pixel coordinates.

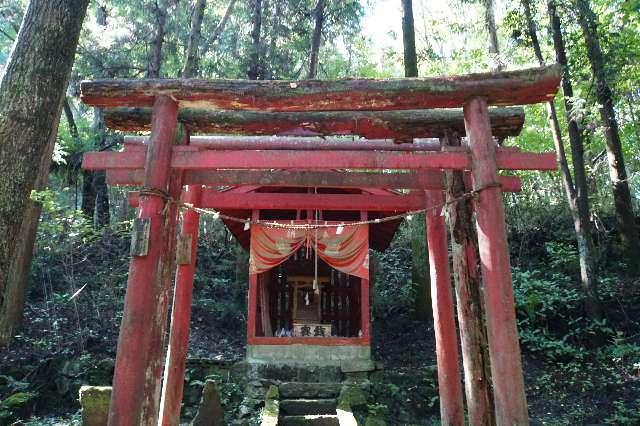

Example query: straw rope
[137,182,502,230]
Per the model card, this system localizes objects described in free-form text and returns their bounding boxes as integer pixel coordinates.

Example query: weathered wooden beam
[106,107,525,140]
[83,148,557,172]
[124,136,445,151]
[107,169,522,192]
[81,65,560,110]
[129,191,427,211]
[201,191,426,211]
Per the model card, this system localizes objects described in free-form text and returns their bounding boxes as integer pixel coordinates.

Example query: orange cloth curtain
[249,222,369,280]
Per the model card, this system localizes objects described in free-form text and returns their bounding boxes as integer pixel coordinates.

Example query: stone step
[279,382,342,399]
[252,364,342,383]
[279,398,337,416]
[278,414,340,426]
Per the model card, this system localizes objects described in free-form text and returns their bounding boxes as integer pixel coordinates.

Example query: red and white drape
[249,221,369,280]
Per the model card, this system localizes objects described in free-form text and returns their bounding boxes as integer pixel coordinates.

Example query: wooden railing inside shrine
[80,65,562,426]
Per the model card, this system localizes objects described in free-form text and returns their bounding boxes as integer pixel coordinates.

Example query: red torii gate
[80,65,561,426]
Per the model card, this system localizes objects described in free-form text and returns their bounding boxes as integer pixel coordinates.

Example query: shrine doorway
[254,254,363,339]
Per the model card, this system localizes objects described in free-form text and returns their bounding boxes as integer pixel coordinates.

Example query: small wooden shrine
[81,65,561,425]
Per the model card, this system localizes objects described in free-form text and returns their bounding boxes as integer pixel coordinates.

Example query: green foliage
[603,400,640,425]
[0,392,37,420]
[371,226,413,319]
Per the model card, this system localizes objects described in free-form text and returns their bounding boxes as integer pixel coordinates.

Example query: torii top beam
[80,65,560,111]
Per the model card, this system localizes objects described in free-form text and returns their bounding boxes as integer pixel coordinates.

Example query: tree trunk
[93,109,110,226]
[524,0,601,317]
[444,133,495,425]
[574,0,640,269]
[0,113,59,347]
[308,0,325,78]
[247,0,263,80]
[200,0,237,60]
[148,0,169,78]
[402,0,431,319]
[482,0,502,70]
[70,99,95,223]
[182,0,207,78]
[265,0,283,79]
[0,0,89,347]
[409,215,431,320]
[95,171,110,226]
[81,170,97,222]
[401,0,418,78]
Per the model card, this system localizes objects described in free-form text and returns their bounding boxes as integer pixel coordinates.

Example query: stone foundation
[246,344,373,370]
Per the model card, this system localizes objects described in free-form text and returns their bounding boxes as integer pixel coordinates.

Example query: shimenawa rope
[137,182,502,230]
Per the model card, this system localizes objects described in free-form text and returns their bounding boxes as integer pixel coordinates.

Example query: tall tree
[401,0,418,78]
[401,0,430,320]
[247,0,263,80]
[482,0,502,69]
[182,0,207,78]
[148,0,169,78]
[308,0,326,78]
[198,0,237,73]
[574,0,640,268]
[0,115,58,348]
[93,109,110,227]
[522,0,601,317]
[0,0,90,346]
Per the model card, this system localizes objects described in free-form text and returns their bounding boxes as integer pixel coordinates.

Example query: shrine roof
[219,186,405,252]
[80,65,560,112]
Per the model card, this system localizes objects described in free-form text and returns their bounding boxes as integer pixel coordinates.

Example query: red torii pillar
[108,96,179,426]
[247,210,260,341]
[425,189,465,425]
[159,185,203,425]
[360,210,371,342]
[464,97,528,425]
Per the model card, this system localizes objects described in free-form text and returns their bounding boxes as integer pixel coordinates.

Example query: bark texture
[444,133,495,425]
[200,0,237,60]
[524,0,601,317]
[247,0,263,80]
[401,0,430,320]
[81,109,110,226]
[182,0,207,78]
[401,0,419,78]
[574,0,640,268]
[104,107,525,140]
[308,0,325,78]
[0,0,89,346]
[148,0,169,78]
[482,0,502,69]
[410,215,431,320]
[80,65,562,110]
[0,112,59,348]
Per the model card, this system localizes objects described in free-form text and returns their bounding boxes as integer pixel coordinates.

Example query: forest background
[0,0,639,424]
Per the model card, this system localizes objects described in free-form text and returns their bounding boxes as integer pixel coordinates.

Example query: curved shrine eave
[220,186,404,252]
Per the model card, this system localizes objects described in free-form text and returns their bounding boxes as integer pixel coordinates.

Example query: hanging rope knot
[138,186,173,215]
[138,186,171,202]
[471,182,503,198]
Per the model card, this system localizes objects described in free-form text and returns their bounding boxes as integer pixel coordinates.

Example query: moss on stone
[339,384,368,409]
[79,386,111,426]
